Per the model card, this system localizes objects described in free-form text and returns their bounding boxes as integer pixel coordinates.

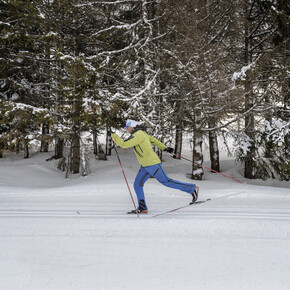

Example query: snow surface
[0,148,290,290]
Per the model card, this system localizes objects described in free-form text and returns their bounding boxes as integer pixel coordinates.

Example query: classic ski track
[0,210,290,220]
[0,191,288,219]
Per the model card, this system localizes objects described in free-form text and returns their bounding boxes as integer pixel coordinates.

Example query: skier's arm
[148,135,167,150]
[111,132,144,149]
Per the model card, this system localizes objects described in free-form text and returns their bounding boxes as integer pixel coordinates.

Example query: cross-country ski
[152,198,211,218]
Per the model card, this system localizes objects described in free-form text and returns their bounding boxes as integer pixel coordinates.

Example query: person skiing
[109,119,199,214]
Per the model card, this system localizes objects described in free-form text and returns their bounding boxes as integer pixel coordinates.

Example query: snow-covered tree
[158,0,243,179]
[232,0,289,180]
[1,0,288,180]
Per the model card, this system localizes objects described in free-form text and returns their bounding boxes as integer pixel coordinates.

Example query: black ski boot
[127,199,148,214]
[190,186,199,204]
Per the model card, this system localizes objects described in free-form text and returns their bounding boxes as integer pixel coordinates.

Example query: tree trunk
[244,97,255,179]
[244,2,255,179]
[191,110,204,180]
[70,132,80,174]
[244,77,255,178]
[106,126,112,156]
[98,143,107,160]
[282,89,289,181]
[93,128,98,155]
[208,121,220,172]
[24,139,29,159]
[174,121,182,159]
[15,138,20,154]
[0,137,4,158]
[55,137,64,159]
[40,123,49,152]
[156,138,163,161]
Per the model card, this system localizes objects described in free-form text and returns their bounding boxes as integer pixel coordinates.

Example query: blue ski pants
[134,163,196,208]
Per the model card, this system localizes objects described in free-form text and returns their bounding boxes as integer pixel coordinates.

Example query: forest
[0,0,289,181]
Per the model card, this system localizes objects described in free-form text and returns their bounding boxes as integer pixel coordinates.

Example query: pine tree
[159,0,242,179]
[232,0,289,180]
[0,0,51,157]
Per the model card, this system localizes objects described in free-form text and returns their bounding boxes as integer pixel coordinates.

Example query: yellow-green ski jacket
[111,129,167,167]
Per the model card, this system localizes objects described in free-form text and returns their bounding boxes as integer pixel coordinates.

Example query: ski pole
[112,140,139,216]
[173,154,243,184]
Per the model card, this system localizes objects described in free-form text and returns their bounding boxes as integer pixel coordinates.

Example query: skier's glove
[164,147,174,153]
[107,130,114,137]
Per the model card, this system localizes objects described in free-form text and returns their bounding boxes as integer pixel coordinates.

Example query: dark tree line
[0,0,289,180]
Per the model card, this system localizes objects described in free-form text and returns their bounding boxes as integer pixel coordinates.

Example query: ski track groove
[1,210,290,220]
[0,191,288,219]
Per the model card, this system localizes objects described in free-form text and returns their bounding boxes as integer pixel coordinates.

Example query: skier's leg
[152,163,196,194]
[133,167,151,209]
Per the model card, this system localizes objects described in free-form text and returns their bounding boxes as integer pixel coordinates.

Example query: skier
[109,119,199,214]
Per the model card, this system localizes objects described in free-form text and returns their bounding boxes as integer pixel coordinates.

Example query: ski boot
[190,186,199,204]
[127,199,148,214]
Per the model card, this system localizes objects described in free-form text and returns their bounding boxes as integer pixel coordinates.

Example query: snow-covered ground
[0,148,289,290]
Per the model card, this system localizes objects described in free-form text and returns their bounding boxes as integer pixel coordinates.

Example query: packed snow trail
[0,151,290,290]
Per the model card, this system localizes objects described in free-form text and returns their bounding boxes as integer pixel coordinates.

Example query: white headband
[126,119,140,128]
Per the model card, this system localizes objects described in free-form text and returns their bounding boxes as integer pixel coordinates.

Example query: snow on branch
[12,102,47,114]
[267,120,290,142]
[74,0,141,7]
[232,63,253,81]
[87,39,142,57]
[0,21,11,26]
[131,68,160,101]
[91,20,142,37]
[202,87,273,132]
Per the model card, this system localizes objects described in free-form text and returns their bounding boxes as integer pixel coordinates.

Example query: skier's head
[126,119,141,133]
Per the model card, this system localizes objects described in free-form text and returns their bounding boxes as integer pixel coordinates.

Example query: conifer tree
[232,0,289,180]
[159,0,242,179]
[0,0,51,156]
[0,0,288,180]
